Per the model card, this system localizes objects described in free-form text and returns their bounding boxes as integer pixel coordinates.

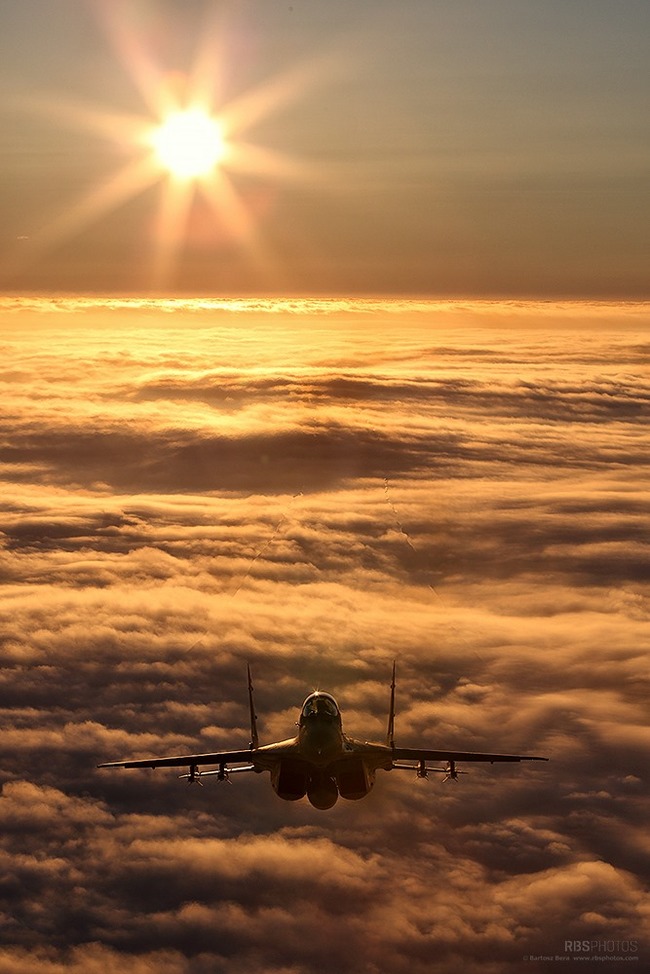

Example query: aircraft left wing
[98,737,302,775]
[98,748,259,770]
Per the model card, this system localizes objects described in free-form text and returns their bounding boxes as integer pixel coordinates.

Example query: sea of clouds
[0,298,648,973]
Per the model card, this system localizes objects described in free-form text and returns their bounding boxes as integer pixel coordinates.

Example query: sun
[5,5,327,291]
[150,109,226,180]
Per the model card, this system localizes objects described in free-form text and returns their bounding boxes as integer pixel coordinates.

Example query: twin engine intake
[273,757,373,809]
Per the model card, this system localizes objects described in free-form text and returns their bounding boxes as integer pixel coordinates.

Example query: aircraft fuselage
[270,691,375,809]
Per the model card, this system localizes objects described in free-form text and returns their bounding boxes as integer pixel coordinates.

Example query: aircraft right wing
[391,747,548,764]
[388,747,548,780]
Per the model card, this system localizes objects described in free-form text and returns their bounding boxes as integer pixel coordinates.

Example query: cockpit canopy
[300,692,341,722]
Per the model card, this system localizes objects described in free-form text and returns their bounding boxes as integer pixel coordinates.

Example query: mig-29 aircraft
[98,664,548,809]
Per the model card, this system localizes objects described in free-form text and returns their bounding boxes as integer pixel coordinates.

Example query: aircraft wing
[98,748,259,770]
[98,737,302,773]
[391,747,548,765]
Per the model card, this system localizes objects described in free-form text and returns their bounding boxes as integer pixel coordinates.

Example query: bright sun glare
[150,109,226,179]
[8,4,324,290]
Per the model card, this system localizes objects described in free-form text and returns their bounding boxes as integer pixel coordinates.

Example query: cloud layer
[1,299,649,972]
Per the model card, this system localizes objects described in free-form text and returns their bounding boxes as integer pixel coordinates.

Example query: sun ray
[186,5,230,112]
[200,169,257,245]
[2,4,343,292]
[199,171,286,291]
[230,141,319,184]
[97,1,177,120]
[3,156,158,285]
[149,178,195,289]
[14,91,148,148]
[220,52,344,138]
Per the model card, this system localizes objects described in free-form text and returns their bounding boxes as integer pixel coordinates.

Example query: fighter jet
[98,663,548,809]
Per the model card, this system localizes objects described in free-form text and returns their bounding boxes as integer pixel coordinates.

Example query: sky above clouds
[1,299,649,972]
[0,0,649,296]
[1,0,648,970]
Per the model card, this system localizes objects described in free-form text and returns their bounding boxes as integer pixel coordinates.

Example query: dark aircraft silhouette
[98,664,548,809]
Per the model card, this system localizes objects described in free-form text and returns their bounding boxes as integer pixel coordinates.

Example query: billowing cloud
[1,299,649,971]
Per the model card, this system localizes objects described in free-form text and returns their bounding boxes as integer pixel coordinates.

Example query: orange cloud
[1,301,648,972]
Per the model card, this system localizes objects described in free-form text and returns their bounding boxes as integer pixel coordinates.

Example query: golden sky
[1,298,649,971]
[1,0,649,968]
[1,0,648,297]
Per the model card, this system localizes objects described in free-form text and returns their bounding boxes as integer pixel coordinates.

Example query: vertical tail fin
[247,663,259,749]
[386,660,396,748]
